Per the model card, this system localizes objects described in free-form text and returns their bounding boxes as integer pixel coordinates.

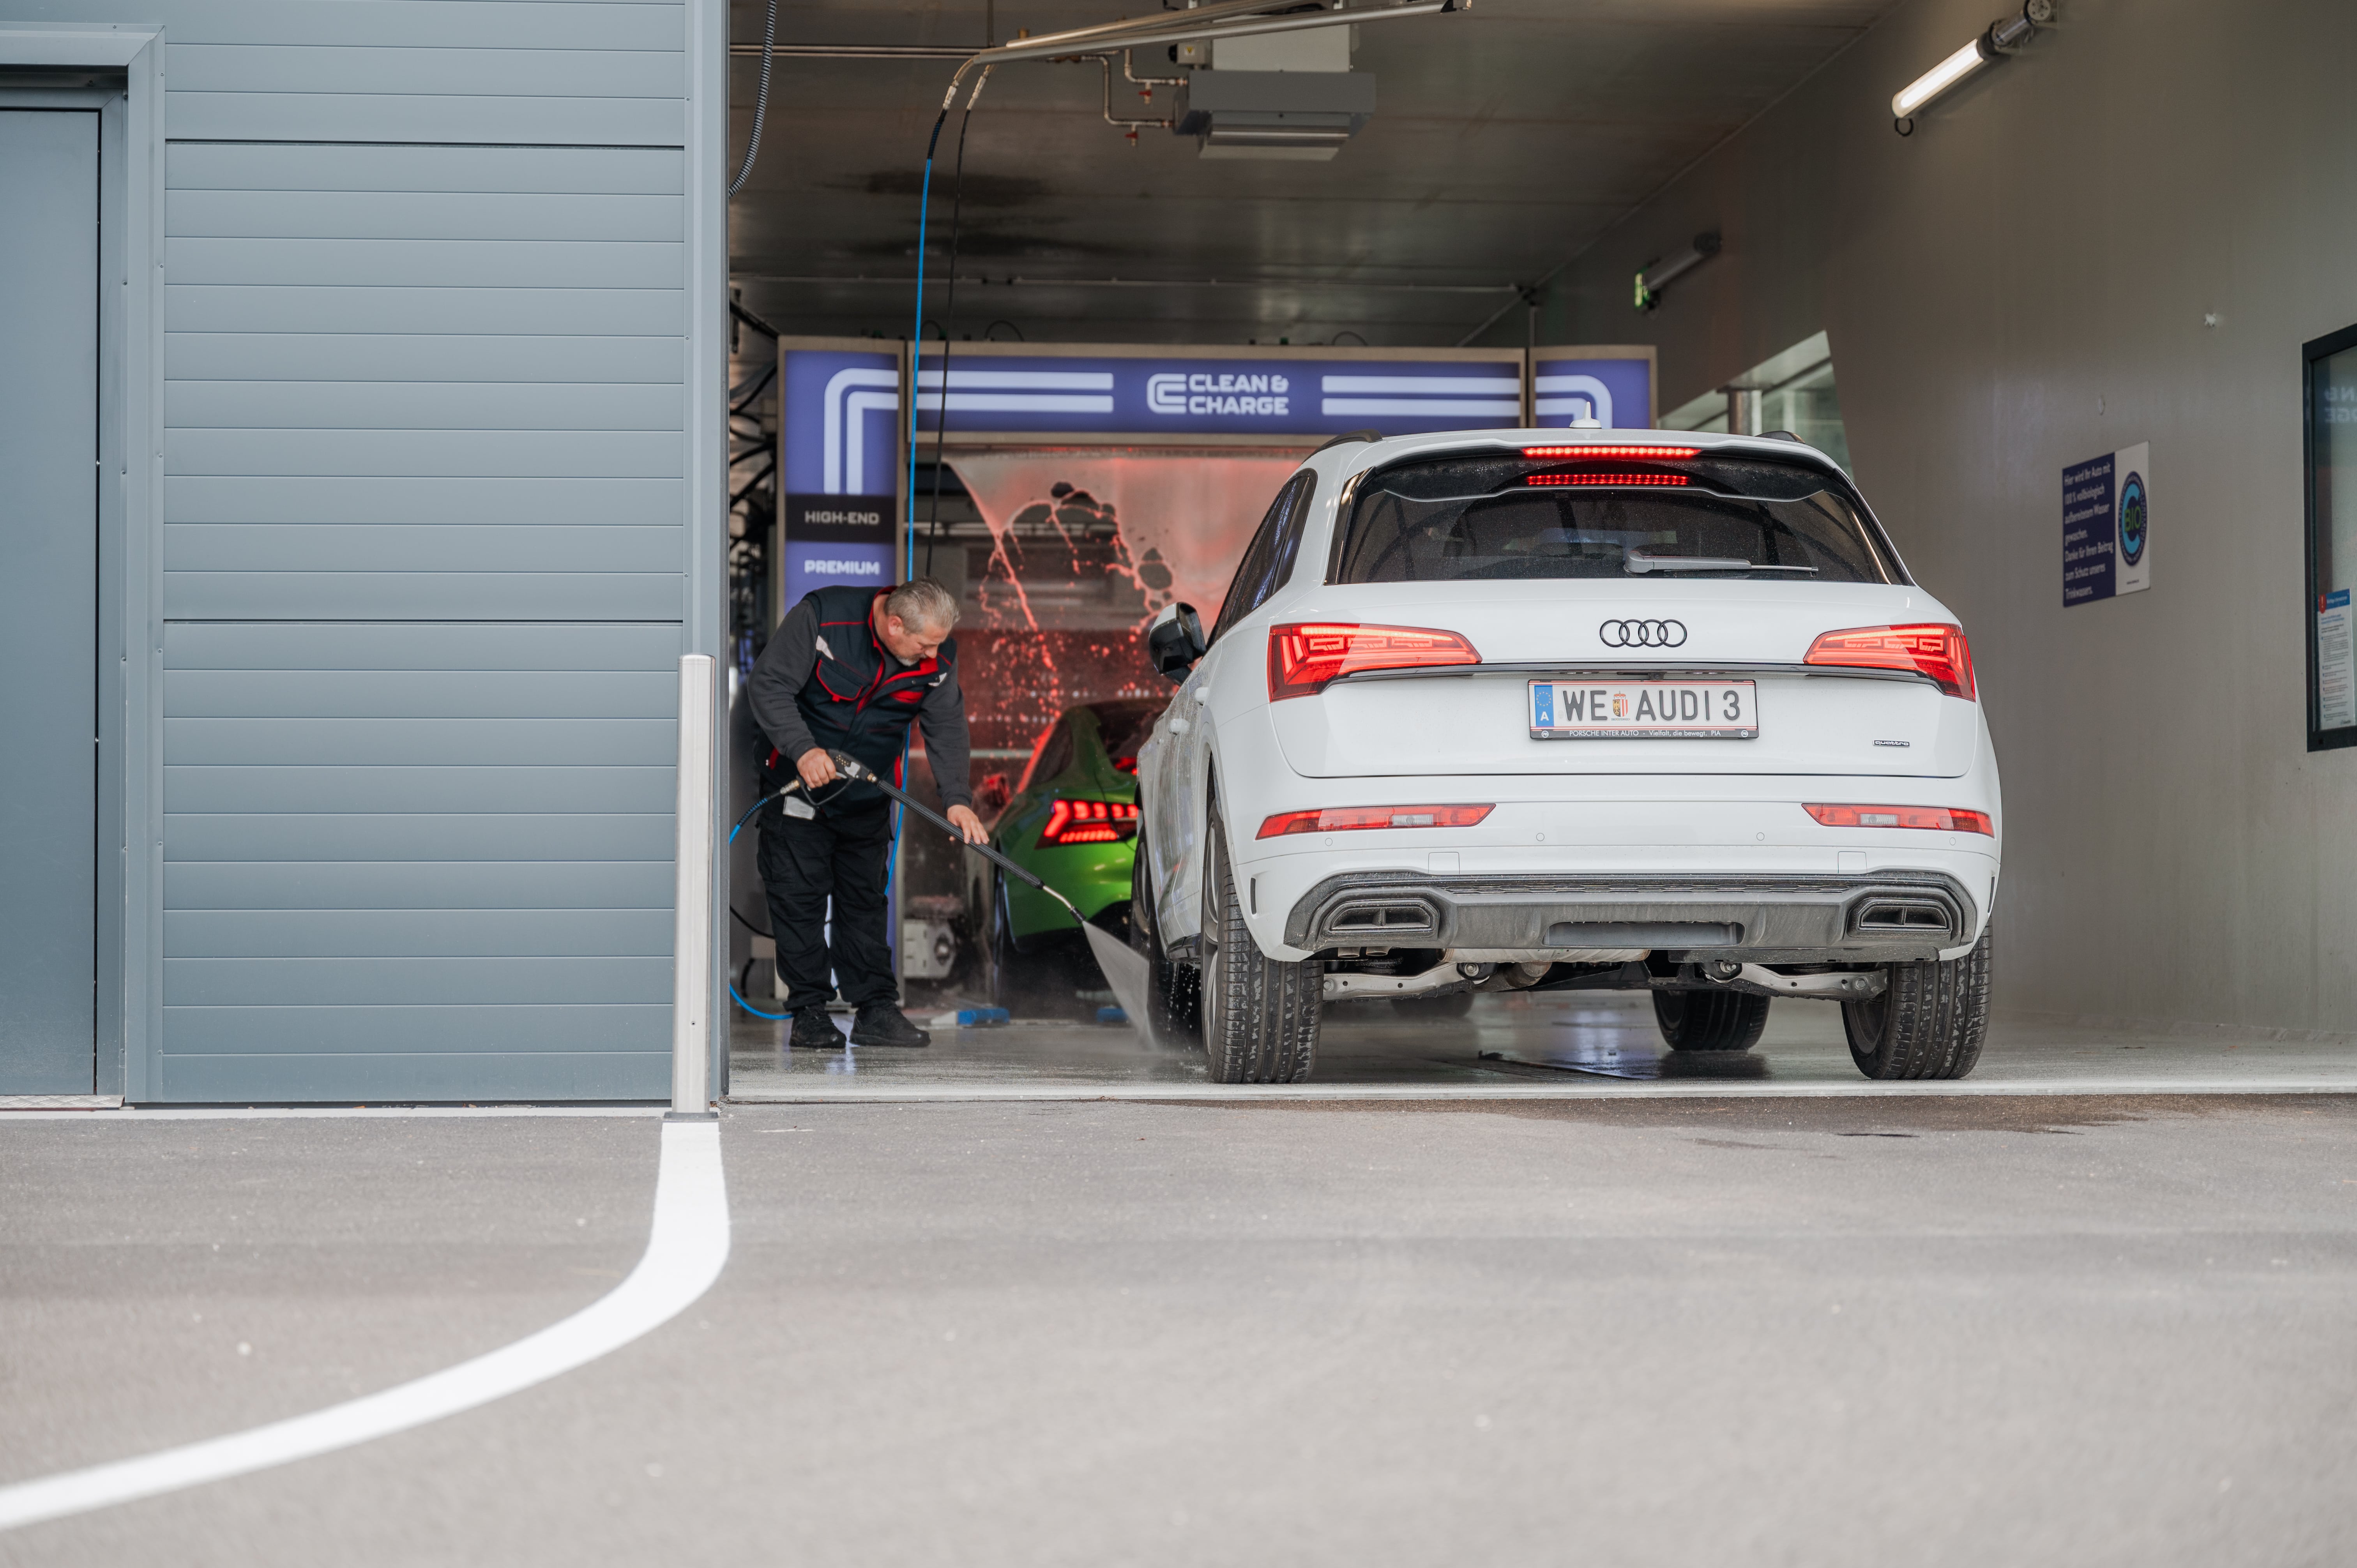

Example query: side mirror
[1147,602,1206,683]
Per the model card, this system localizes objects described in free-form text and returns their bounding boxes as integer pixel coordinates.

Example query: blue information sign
[2062,441,2152,607]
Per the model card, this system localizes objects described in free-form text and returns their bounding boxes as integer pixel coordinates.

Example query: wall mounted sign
[779,341,901,604]
[2062,441,2151,607]
[912,346,1528,439]
[1530,347,1657,430]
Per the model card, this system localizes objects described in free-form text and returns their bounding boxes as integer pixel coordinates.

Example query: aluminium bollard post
[668,654,719,1119]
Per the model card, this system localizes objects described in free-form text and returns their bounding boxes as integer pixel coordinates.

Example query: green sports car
[979,697,1164,1013]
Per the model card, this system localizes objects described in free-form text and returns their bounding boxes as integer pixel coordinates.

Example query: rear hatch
[1269,580,1976,778]
[1266,443,1978,780]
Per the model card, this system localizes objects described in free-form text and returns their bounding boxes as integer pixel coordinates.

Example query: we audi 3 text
[1128,428,2001,1084]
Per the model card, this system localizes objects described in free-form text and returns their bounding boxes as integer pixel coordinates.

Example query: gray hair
[882,577,960,631]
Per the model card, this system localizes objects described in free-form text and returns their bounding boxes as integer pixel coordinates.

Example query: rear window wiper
[1624,549,1819,576]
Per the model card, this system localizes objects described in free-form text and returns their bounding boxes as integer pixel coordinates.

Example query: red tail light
[1268,623,1481,700]
[1039,798,1140,847]
[1804,623,1975,699]
[1803,803,1994,836]
[1258,804,1495,840]
[1525,472,1689,487]
[1523,445,1700,459]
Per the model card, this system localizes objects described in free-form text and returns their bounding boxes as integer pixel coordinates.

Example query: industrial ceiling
[726,0,1905,348]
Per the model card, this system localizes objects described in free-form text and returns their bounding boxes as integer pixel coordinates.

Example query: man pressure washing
[747,577,987,1050]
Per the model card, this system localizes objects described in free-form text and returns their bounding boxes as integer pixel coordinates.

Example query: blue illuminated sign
[782,348,900,497]
[1532,355,1652,430]
[913,353,1524,436]
[781,344,900,597]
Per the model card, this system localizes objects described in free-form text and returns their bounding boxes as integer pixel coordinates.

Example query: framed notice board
[2305,322,2357,751]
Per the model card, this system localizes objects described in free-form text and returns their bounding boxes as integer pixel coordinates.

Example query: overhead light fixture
[1633,231,1721,313]
[1892,0,2054,134]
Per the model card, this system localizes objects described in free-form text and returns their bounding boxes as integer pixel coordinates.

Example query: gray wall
[9,0,725,1098]
[1536,0,2357,1031]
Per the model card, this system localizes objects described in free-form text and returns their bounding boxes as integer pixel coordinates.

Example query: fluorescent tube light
[1891,0,2052,132]
[1892,38,1989,119]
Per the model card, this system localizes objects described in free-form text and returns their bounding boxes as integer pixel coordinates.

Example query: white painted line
[0,1105,668,1123]
[724,1076,2357,1105]
[0,1119,729,1534]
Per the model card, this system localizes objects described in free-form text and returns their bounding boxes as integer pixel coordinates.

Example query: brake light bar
[1523,445,1701,459]
[1268,622,1481,701]
[1803,803,1994,836]
[1804,623,1976,699]
[1525,472,1689,487]
[1039,797,1140,847]
[1258,804,1495,839]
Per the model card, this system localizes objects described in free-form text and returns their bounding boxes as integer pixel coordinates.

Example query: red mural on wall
[945,449,1305,754]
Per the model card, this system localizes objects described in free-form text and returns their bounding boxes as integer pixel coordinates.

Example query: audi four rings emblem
[1599,618,1687,647]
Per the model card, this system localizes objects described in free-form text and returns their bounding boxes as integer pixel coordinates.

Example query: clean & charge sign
[1148,371,1292,418]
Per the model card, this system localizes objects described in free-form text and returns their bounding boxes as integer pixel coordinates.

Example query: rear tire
[1652,989,1771,1052]
[1842,920,1993,1080]
[1129,825,1200,1043]
[1200,813,1321,1083]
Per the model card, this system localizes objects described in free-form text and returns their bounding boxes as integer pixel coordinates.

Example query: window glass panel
[1335,454,1903,586]
[2311,336,2357,740]
[1212,472,1307,641]
[1762,361,1852,472]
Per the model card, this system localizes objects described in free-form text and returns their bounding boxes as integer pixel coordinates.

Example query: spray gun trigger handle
[826,749,871,782]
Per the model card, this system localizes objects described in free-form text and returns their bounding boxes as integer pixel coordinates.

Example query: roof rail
[1311,429,1384,454]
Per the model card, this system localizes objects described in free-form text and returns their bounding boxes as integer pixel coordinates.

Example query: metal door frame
[0,27,164,1099]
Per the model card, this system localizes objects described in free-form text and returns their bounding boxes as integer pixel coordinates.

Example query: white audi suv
[1129,428,2000,1084]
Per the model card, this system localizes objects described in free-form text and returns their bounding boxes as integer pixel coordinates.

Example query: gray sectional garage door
[159,143,687,1101]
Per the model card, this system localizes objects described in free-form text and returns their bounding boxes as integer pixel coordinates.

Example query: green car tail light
[1039,798,1140,848]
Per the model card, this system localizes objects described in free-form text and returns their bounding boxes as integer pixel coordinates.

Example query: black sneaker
[788,1006,843,1051]
[848,1003,931,1048]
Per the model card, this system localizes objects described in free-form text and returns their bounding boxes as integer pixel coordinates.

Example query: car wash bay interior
[719,0,2357,1098]
[6,0,2357,1104]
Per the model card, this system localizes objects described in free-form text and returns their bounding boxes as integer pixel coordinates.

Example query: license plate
[1528,679,1757,740]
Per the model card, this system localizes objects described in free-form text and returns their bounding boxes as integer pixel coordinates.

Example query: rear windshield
[1332,451,1906,586]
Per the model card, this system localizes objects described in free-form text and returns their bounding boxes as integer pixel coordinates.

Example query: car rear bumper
[1281,867,1981,964]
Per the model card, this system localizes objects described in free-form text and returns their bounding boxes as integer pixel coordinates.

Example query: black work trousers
[758,798,896,1010]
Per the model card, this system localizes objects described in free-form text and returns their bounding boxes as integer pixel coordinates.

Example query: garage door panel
[157,1045,670,1103]
[164,765,676,814]
[166,858,673,910]
[164,285,684,337]
[165,717,675,767]
[166,334,684,385]
[166,907,672,959]
[166,812,674,863]
[166,620,683,671]
[165,955,670,1007]
[164,570,685,622]
[167,667,678,718]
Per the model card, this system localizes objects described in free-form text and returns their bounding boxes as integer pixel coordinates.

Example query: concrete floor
[728,989,2357,1099]
[5,1088,2355,1565]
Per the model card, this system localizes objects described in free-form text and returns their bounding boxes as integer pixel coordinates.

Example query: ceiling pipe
[933,0,1469,110]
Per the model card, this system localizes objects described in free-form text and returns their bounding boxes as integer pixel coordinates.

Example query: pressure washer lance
[822,750,1162,1045]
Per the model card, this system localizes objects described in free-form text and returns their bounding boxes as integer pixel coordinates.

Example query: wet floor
[726,989,2357,1100]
